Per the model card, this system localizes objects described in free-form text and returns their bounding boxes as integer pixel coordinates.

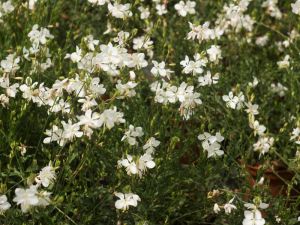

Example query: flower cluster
[262,0,282,19]
[118,135,160,178]
[117,134,160,208]
[44,108,125,145]
[151,81,202,119]
[222,91,245,110]
[213,197,237,214]
[243,199,269,225]
[198,132,225,158]
[245,99,274,156]
[216,0,254,33]
[291,127,300,145]
[8,163,56,213]
[0,0,14,22]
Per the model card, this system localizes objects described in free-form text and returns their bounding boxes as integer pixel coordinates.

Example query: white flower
[121,125,144,146]
[65,46,82,63]
[198,71,219,86]
[0,94,9,107]
[198,132,224,158]
[222,91,245,109]
[156,4,167,15]
[40,58,52,72]
[137,153,156,176]
[255,35,269,47]
[289,29,299,41]
[143,137,160,155]
[13,185,39,213]
[205,142,224,158]
[291,127,300,144]
[129,71,136,80]
[175,1,187,16]
[245,102,259,115]
[277,55,290,69]
[275,215,281,223]
[243,210,265,225]
[174,1,196,17]
[179,92,202,119]
[28,0,38,10]
[150,81,201,119]
[35,163,56,187]
[207,45,222,62]
[118,153,156,177]
[108,3,132,19]
[151,60,173,79]
[292,0,300,15]
[48,98,70,114]
[116,80,137,99]
[95,42,123,66]
[198,132,224,143]
[151,81,177,104]
[262,0,282,19]
[114,192,141,211]
[224,197,237,214]
[250,121,266,136]
[213,203,221,214]
[0,195,11,213]
[222,92,238,109]
[133,36,153,50]
[118,155,138,175]
[43,125,64,146]
[180,54,208,75]
[1,54,20,74]
[44,124,68,146]
[0,76,19,97]
[88,77,106,97]
[138,6,150,19]
[78,53,95,71]
[78,97,97,112]
[113,31,130,46]
[83,35,99,51]
[88,0,107,6]
[77,109,102,137]
[99,107,125,129]
[19,82,44,105]
[28,24,54,46]
[36,191,51,207]
[125,53,148,69]
[177,83,202,119]
[216,1,254,32]
[187,22,216,42]
[258,177,265,185]
[244,200,269,210]
[1,1,14,16]
[248,77,259,88]
[61,120,83,141]
[243,200,268,225]
[271,82,288,97]
[253,136,274,156]
[176,82,193,102]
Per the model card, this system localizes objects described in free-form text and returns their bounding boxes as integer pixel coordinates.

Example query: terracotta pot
[244,161,295,196]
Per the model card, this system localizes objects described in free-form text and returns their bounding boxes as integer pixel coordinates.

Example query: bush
[0,0,300,224]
